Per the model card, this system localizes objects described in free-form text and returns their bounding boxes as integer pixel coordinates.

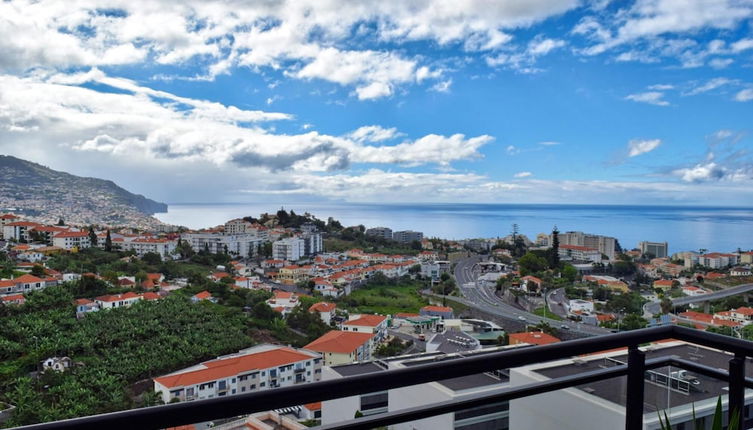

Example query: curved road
[645,282,753,315]
[453,256,609,336]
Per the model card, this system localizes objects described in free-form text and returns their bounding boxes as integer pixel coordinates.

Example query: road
[452,256,609,336]
[644,282,753,315]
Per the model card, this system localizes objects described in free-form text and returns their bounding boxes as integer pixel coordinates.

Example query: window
[241,387,246,392]
[218,380,226,390]
[360,391,388,415]
[231,378,236,383]
[270,369,277,377]
[260,382,265,387]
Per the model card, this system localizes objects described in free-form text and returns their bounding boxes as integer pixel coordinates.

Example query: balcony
[9,325,753,430]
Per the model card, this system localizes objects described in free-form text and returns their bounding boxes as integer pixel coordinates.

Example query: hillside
[0,155,167,227]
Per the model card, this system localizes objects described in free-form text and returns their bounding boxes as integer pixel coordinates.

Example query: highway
[452,255,609,336]
[644,282,753,315]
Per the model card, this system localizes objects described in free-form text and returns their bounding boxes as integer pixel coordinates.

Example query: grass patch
[533,307,563,321]
[339,283,428,315]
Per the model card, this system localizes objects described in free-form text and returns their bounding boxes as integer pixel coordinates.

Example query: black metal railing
[10,325,753,430]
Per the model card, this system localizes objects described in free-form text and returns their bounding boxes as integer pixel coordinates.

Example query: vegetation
[0,287,255,427]
[338,276,428,315]
[375,337,412,357]
[533,307,563,321]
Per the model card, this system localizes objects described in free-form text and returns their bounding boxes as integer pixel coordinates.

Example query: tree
[549,226,560,269]
[620,314,647,331]
[518,252,548,276]
[561,264,577,282]
[142,252,162,265]
[56,218,65,226]
[30,264,46,277]
[104,230,112,252]
[660,297,673,314]
[88,226,98,247]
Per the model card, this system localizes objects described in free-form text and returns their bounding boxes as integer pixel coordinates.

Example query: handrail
[10,325,753,430]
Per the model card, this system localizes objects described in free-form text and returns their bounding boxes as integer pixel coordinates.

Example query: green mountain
[0,155,167,226]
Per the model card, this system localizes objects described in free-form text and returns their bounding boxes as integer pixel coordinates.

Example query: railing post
[729,354,745,430]
[625,346,645,430]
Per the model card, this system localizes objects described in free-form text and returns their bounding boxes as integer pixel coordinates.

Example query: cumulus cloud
[627,139,662,157]
[625,91,670,106]
[514,171,533,178]
[735,89,753,102]
[0,71,491,173]
[0,0,583,100]
[430,79,453,93]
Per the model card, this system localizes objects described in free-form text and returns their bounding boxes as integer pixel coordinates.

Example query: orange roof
[1,294,25,302]
[508,331,561,346]
[304,331,374,354]
[212,272,230,279]
[53,231,89,238]
[344,314,387,327]
[146,273,163,281]
[155,348,314,389]
[304,402,322,411]
[75,298,94,305]
[309,302,336,313]
[734,307,753,316]
[395,313,420,318]
[521,275,543,284]
[142,292,160,300]
[0,214,19,219]
[13,274,44,283]
[679,311,713,324]
[421,305,453,313]
[653,280,673,286]
[6,221,40,227]
[193,291,212,300]
[274,291,294,299]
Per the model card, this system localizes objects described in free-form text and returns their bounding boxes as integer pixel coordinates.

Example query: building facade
[638,241,669,259]
[392,230,424,244]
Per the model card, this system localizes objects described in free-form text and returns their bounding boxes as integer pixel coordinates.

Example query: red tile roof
[343,314,386,327]
[421,305,453,313]
[304,331,374,354]
[53,231,89,238]
[13,274,44,283]
[309,302,336,313]
[154,347,314,389]
[193,291,212,300]
[509,331,561,346]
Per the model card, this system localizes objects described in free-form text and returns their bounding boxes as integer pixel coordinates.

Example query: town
[0,210,752,429]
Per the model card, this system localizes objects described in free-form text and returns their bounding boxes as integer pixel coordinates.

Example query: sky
[0,0,752,206]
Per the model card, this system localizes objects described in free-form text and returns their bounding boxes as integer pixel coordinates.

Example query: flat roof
[534,344,753,413]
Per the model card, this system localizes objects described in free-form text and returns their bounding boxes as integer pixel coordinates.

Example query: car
[517,315,526,321]
[560,324,570,330]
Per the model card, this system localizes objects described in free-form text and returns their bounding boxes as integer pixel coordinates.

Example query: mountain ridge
[0,155,167,227]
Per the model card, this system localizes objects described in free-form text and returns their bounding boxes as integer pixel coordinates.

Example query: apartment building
[183,232,264,257]
[321,347,515,429]
[555,231,617,260]
[365,227,393,240]
[638,241,669,258]
[153,345,322,403]
[0,214,21,238]
[3,221,42,242]
[51,231,91,250]
[119,237,177,258]
[304,331,375,366]
[273,237,305,261]
[392,230,424,244]
[558,244,602,263]
[510,341,753,430]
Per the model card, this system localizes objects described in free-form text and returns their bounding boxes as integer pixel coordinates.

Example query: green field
[339,283,428,315]
[533,306,563,321]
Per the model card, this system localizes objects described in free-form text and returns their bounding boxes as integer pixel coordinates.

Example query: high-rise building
[273,237,306,261]
[553,231,617,260]
[638,241,669,258]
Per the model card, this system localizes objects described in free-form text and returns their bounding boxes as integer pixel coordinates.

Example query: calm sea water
[155,203,753,254]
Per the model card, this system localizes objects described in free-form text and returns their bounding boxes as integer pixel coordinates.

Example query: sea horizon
[155,202,753,254]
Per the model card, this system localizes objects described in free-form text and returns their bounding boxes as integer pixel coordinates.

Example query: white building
[52,231,91,250]
[321,347,513,429]
[568,299,595,314]
[120,237,177,259]
[94,292,142,309]
[510,341,753,430]
[0,274,46,296]
[365,227,393,240]
[153,345,322,403]
[342,314,388,342]
[392,230,424,244]
[555,231,617,260]
[558,244,602,263]
[273,237,306,261]
[638,241,669,259]
[3,221,42,242]
[183,232,264,258]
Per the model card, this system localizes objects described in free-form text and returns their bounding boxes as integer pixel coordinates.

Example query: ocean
[155,203,753,254]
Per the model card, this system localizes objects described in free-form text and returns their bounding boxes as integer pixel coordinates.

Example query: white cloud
[0,71,491,174]
[648,84,674,90]
[625,91,670,106]
[731,38,753,52]
[514,171,533,178]
[506,145,520,155]
[627,139,662,157]
[735,89,753,102]
[708,58,734,69]
[430,79,453,93]
[0,0,584,100]
[528,38,566,56]
[538,141,560,146]
[684,77,737,95]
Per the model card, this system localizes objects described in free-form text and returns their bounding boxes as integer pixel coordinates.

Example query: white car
[517,315,526,321]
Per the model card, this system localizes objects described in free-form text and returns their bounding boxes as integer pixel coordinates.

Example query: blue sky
[0,0,752,205]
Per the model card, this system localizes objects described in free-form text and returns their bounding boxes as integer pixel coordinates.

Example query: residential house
[191,291,216,303]
[1,294,25,306]
[75,298,100,317]
[342,314,388,342]
[52,231,91,250]
[266,291,299,316]
[0,274,46,296]
[95,292,142,309]
[309,302,337,324]
[304,331,374,366]
[520,275,543,293]
[419,305,454,319]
